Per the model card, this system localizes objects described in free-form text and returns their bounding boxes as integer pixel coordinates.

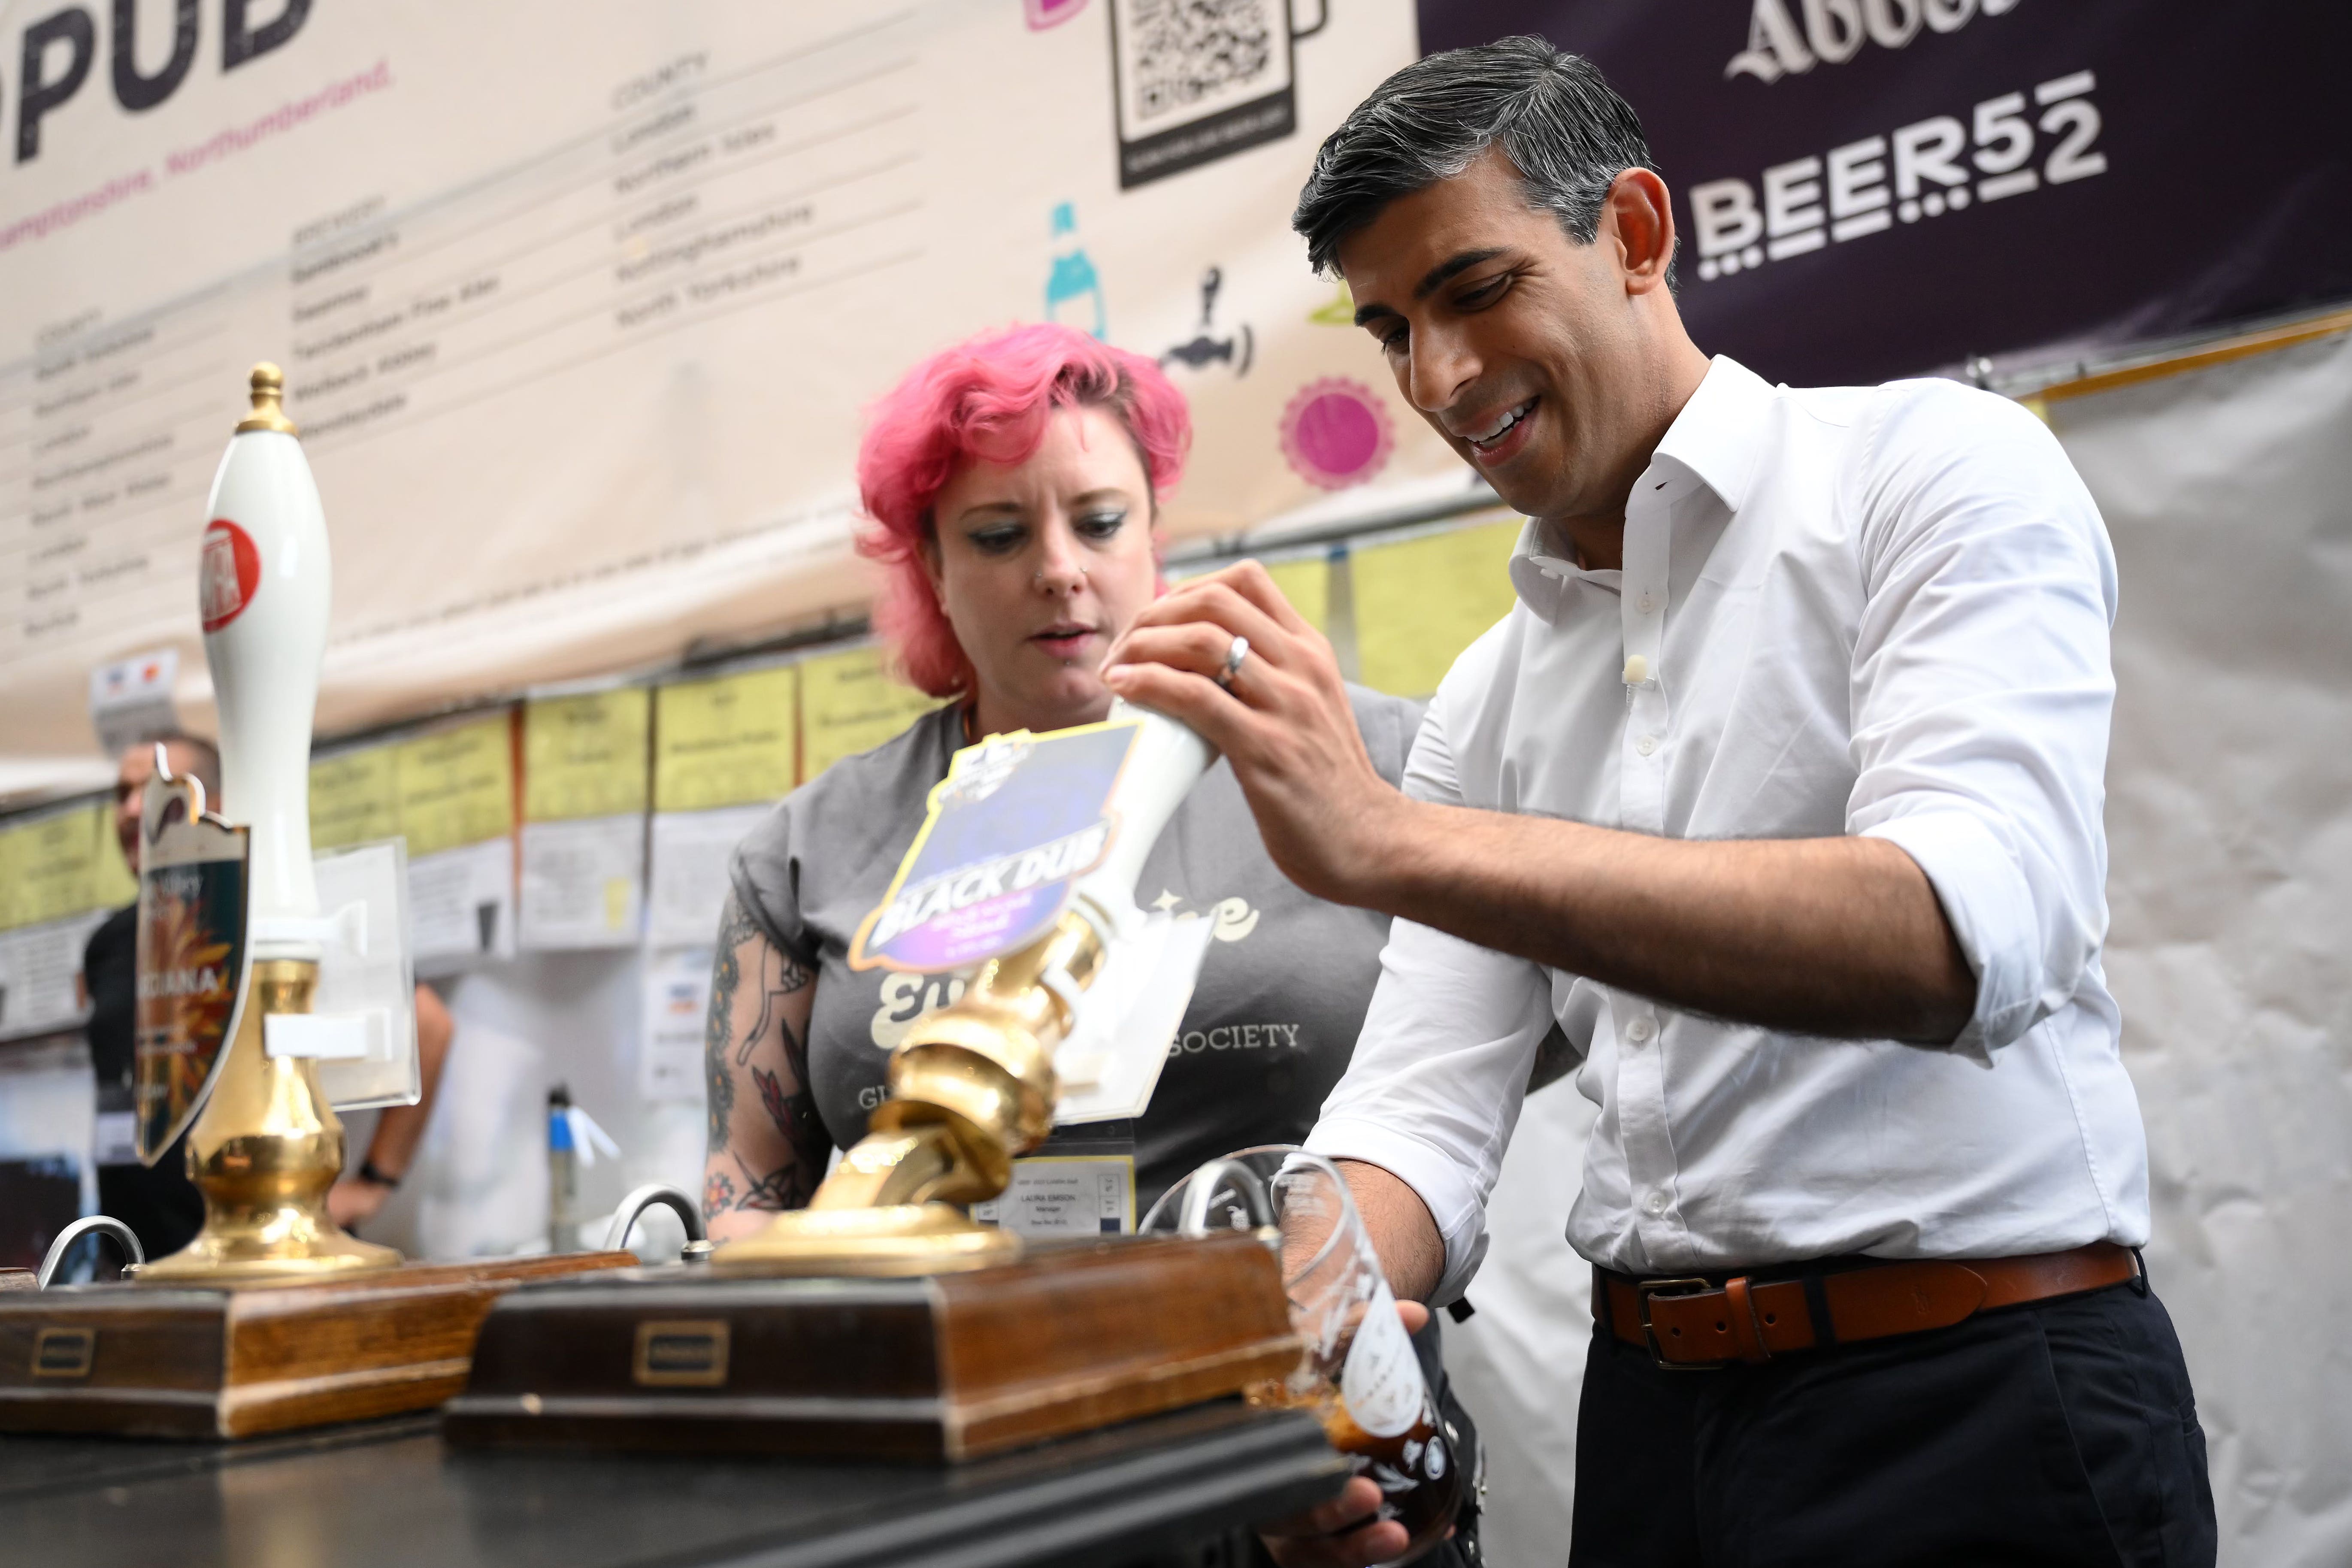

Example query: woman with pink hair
[700,323,1423,1236]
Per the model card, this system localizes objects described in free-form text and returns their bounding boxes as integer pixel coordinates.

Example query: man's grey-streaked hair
[1292,35,1665,282]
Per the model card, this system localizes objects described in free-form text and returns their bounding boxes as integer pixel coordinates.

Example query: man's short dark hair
[1293,35,1663,280]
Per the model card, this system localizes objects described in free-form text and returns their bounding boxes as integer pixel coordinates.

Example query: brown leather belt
[1596,1241,2138,1369]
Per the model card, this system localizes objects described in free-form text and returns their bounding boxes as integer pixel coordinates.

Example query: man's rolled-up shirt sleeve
[1305,687,1553,1302]
[1846,385,2119,1059]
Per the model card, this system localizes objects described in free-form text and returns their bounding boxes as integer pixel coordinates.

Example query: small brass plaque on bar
[633,1320,728,1387]
[31,1327,95,1379]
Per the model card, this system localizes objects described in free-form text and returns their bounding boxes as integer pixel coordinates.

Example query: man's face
[113,744,158,874]
[1337,148,1656,525]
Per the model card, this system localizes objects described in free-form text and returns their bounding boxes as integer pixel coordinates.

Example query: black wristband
[359,1159,402,1190]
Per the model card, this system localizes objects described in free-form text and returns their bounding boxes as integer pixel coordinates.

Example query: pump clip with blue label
[714,702,1215,1276]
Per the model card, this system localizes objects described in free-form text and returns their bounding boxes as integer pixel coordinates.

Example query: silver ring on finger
[1214,633,1250,691]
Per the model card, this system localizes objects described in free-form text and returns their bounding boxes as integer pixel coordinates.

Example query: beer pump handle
[1074,698,1214,925]
[129,364,405,1279]
[201,364,330,960]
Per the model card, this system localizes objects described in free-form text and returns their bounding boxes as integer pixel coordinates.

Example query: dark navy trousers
[1569,1278,2217,1568]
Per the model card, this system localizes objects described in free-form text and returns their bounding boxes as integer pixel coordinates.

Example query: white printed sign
[408,839,515,972]
[639,945,711,1103]
[519,815,645,951]
[0,2,1445,796]
[647,805,771,949]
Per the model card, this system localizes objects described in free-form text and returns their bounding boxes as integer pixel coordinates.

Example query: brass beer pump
[711,910,1103,1275]
[0,370,633,1444]
[139,956,398,1280]
[714,709,1211,1277]
[139,366,398,1282]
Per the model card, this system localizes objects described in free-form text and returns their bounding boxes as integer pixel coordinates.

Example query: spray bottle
[547,1084,578,1253]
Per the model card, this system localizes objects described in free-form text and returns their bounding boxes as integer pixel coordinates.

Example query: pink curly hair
[856,323,1190,699]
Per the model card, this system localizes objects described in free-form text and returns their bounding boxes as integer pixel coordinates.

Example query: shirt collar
[1648,354,1774,515]
[1507,356,1773,621]
[1507,520,1611,620]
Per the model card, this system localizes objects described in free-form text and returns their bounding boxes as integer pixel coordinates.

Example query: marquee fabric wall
[2055,327,2352,1566]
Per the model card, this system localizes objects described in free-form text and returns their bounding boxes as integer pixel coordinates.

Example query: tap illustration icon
[1159,267,1253,376]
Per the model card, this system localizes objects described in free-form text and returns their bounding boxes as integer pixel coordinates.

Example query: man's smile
[1456,396,1540,463]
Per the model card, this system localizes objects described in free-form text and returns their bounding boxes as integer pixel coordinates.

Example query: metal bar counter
[0,1400,1346,1568]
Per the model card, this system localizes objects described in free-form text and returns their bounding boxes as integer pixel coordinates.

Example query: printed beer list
[393,712,517,969]
[519,687,651,950]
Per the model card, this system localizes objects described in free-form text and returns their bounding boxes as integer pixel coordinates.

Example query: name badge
[972,1123,1137,1237]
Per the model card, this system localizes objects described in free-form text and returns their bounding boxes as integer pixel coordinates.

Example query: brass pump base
[138,958,400,1283]
[713,911,1108,1278]
[710,1202,1021,1278]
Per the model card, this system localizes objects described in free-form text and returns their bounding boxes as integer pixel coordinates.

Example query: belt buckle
[1636,1276,1724,1371]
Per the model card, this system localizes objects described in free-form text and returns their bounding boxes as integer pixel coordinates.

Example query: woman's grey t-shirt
[727,688,1421,1209]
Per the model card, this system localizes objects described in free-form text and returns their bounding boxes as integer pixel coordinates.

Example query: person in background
[84,733,453,1256]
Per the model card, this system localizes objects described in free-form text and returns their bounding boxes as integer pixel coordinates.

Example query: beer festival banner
[1421,0,2352,387]
[0,1,1453,790]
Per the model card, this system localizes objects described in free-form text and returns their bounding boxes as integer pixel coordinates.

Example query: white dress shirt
[1306,356,2149,1297]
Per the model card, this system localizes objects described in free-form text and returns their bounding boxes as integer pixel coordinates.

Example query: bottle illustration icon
[1044,203,1107,341]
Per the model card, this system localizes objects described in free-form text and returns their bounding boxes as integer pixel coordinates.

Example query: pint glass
[1143,1146,1461,1563]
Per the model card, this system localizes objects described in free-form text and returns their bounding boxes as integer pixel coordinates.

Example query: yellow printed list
[524,689,651,822]
[395,714,516,860]
[655,666,799,814]
[798,646,941,784]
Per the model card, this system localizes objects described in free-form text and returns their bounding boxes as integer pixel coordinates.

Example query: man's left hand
[1255,1297,1441,1568]
[1104,561,1406,907]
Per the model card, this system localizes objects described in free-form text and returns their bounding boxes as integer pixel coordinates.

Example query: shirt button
[1637,591,1658,614]
[1644,1192,1670,1217]
[1626,1016,1656,1044]
[1635,734,1658,756]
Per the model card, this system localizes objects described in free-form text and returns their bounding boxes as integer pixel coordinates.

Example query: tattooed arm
[702,888,827,1241]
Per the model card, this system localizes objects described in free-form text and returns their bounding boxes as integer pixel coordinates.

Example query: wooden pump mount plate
[444,1231,1305,1462]
[0,1253,636,1440]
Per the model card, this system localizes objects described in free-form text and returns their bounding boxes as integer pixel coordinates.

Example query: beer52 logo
[1687,68,2105,284]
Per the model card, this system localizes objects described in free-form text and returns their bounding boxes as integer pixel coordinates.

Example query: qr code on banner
[1126,0,1277,125]
[1111,0,1299,187]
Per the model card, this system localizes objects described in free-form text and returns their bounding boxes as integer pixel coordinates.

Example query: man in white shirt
[1106,35,2214,1568]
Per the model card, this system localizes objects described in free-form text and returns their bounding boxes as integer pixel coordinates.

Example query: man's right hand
[1258,1477,1412,1567]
